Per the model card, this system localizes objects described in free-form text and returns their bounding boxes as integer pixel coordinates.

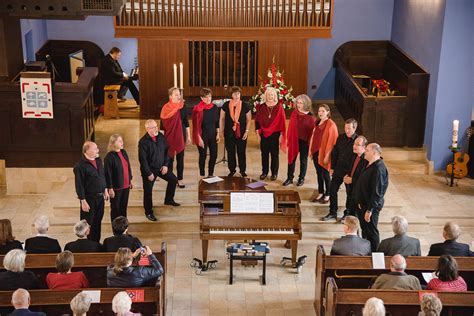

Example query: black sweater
[331,133,358,177]
[100,54,124,85]
[353,158,389,213]
[221,101,251,137]
[73,157,107,199]
[104,149,133,190]
[201,106,220,140]
[138,133,170,177]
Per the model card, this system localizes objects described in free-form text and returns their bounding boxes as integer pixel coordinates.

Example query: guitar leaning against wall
[446,128,472,179]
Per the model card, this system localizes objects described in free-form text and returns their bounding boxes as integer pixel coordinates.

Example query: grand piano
[198,177,302,268]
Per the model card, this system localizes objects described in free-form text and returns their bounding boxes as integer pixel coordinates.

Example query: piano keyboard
[209,228,294,234]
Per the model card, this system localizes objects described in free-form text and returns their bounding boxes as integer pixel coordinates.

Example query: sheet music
[422,272,436,284]
[202,176,224,184]
[81,290,101,303]
[371,252,386,269]
[230,192,274,213]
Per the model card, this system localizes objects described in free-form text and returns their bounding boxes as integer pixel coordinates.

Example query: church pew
[314,245,474,316]
[325,277,474,316]
[0,287,162,316]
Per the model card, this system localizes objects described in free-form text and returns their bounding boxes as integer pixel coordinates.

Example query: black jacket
[0,271,40,290]
[25,236,61,254]
[107,254,164,287]
[331,133,358,177]
[346,153,368,196]
[64,238,103,253]
[9,309,46,316]
[353,158,389,213]
[100,54,125,85]
[104,149,133,190]
[138,133,170,177]
[428,240,473,257]
[73,157,107,200]
[103,234,142,252]
[0,240,23,255]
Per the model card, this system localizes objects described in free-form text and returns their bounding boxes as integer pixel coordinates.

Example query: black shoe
[339,215,347,224]
[146,214,157,222]
[228,171,236,177]
[282,179,293,186]
[240,172,247,177]
[164,200,181,207]
[321,213,337,221]
[270,174,278,181]
[259,174,267,180]
[296,178,304,186]
[177,182,185,189]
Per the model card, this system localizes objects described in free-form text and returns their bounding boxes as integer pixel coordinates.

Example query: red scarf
[255,103,287,152]
[287,110,310,164]
[192,101,214,145]
[229,100,242,138]
[160,101,185,157]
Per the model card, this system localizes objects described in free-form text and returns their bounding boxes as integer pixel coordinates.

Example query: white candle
[452,119,459,147]
[173,64,177,88]
[179,62,183,89]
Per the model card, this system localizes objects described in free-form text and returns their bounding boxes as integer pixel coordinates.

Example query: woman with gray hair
[70,292,92,316]
[419,293,442,316]
[25,215,61,254]
[0,249,40,290]
[362,297,385,316]
[64,219,102,253]
[112,291,141,315]
[283,94,316,187]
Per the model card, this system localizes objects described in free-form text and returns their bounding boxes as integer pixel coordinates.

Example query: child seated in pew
[46,251,89,289]
[112,291,141,316]
[426,255,467,292]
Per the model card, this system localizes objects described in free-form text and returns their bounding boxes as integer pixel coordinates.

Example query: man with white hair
[428,222,473,256]
[64,219,102,253]
[74,141,109,242]
[377,216,421,256]
[371,254,421,290]
[24,215,61,254]
[10,288,46,315]
[139,119,180,222]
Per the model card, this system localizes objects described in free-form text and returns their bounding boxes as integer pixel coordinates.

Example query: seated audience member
[0,249,40,290]
[330,215,371,256]
[70,292,92,316]
[65,220,102,253]
[112,291,142,316]
[362,297,385,316]
[46,251,89,289]
[25,215,61,254]
[10,288,46,316]
[428,222,473,256]
[0,219,23,255]
[103,216,142,252]
[107,246,163,287]
[372,254,421,290]
[419,293,442,316]
[377,216,421,256]
[426,255,467,292]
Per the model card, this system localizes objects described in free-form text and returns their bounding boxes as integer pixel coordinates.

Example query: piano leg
[291,240,298,265]
[202,239,209,264]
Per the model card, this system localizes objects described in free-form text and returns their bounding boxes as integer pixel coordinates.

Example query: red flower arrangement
[372,79,395,97]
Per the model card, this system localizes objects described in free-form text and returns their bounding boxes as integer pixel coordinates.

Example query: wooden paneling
[0,17,23,79]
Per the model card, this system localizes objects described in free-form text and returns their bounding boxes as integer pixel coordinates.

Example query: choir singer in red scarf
[160,87,191,188]
[283,94,316,187]
[255,87,287,181]
[192,88,220,177]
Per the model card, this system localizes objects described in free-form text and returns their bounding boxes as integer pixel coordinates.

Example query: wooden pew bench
[325,277,474,316]
[314,245,474,315]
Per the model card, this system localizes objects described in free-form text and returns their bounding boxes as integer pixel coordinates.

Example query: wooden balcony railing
[115,0,333,39]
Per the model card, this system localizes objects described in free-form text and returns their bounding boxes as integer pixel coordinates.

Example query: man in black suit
[100,47,139,103]
[64,220,102,253]
[103,216,142,252]
[428,222,473,256]
[25,215,61,254]
[10,289,46,316]
[139,119,180,222]
[377,216,421,256]
[330,215,371,256]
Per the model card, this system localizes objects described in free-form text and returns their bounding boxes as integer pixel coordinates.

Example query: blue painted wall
[307,0,394,100]
[20,19,48,61]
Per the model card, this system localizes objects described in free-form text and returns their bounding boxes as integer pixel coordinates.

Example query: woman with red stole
[283,94,316,187]
[160,87,191,188]
[255,87,287,181]
[192,88,220,177]
[310,104,338,203]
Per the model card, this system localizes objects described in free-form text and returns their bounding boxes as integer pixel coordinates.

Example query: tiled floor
[1,115,474,316]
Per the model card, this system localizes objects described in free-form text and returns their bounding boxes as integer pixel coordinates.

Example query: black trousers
[197,138,217,176]
[225,135,247,174]
[356,207,380,252]
[142,170,178,215]
[167,150,185,180]
[313,151,330,196]
[118,78,140,104]
[80,194,104,243]
[344,185,357,217]
[260,132,280,176]
[328,175,348,215]
[287,139,309,180]
[110,188,130,222]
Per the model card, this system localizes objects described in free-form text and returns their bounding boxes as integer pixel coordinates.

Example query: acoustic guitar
[446,128,472,179]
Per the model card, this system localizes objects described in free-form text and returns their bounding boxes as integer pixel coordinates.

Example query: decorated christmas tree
[251,57,295,111]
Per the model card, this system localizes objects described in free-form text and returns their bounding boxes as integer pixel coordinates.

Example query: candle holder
[447,145,460,187]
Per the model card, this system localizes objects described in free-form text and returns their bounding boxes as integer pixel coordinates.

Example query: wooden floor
[1,112,473,316]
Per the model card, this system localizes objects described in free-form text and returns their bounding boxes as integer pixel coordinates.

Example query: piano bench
[227,242,270,285]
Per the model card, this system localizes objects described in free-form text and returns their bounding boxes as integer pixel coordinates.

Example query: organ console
[198,177,302,271]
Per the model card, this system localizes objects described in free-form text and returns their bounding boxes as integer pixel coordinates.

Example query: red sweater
[426,277,467,292]
[46,271,89,289]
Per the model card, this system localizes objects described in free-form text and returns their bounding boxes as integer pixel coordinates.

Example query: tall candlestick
[452,119,459,148]
[173,64,177,88]
[179,62,184,89]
